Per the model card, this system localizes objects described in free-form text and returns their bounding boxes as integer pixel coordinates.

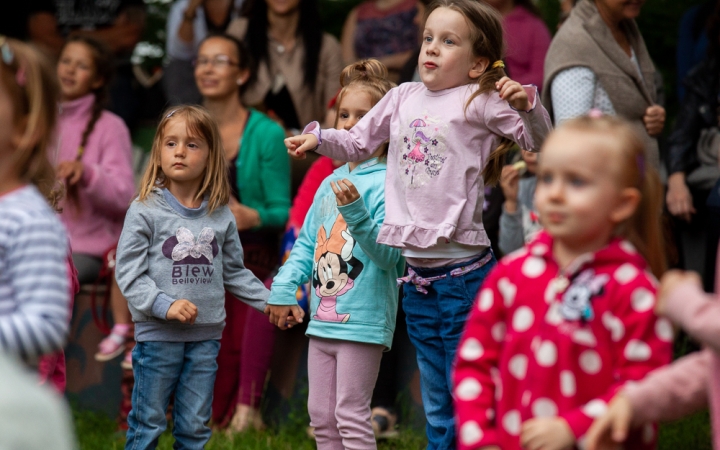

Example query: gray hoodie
[116,188,269,342]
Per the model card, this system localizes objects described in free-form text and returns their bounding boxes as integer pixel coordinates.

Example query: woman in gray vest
[542,0,665,168]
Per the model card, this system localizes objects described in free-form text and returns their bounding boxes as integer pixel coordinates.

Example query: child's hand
[265,304,305,330]
[584,394,634,450]
[500,165,521,213]
[331,179,361,206]
[285,134,319,160]
[166,299,198,324]
[520,417,574,450]
[496,77,530,112]
[56,160,85,186]
[656,270,702,316]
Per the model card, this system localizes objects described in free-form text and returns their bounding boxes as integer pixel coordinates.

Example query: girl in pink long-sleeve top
[585,248,720,450]
[54,36,135,362]
[453,116,673,450]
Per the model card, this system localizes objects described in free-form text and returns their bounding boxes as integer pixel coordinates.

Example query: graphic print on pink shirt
[313,215,364,322]
[398,113,448,186]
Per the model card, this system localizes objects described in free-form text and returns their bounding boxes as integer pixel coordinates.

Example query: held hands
[285,133,319,160]
[500,165,521,213]
[166,299,198,324]
[520,417,575,450]
[331,179,360,206]
[656,269,702,316]
[584,394,634,450]
[497,77,530,112]
[264,304,305,330]
[56,160,85,186]
[643,105,666,137]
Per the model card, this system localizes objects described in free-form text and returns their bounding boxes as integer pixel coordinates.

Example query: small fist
[643,105,665,137]
[284,133,319,160]
[56,160,85,186]
[166,299,198,324]
[331,179,361,206]
[496,76,530,112]
[656,270,702,316]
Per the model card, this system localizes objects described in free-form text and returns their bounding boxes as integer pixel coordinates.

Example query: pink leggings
[308,337,384,450]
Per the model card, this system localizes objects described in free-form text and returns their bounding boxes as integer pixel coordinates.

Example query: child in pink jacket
[585,248,720,450]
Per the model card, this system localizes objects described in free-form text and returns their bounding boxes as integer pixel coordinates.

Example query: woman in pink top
[483,0,551,89]
[585,248,720,450]
[54,36,135,362]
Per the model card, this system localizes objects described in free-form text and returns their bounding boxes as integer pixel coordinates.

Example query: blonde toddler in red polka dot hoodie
[453,115,673,450]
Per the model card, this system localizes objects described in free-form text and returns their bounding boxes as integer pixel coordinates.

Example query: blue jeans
[402,251,496,450]
[125,340,221,450]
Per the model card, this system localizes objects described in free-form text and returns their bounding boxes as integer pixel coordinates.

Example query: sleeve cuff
[509,85,538,113]
[152,293,175,320]
[268,285,303,306]
[336,197,369,224]
[302,121,322,146]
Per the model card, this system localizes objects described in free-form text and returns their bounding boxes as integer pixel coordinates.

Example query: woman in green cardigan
[195,34,291,431]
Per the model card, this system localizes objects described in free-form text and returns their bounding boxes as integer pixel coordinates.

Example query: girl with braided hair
[54,35,135,361]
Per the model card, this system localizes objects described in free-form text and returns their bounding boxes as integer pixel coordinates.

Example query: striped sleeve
[0,197,70,359]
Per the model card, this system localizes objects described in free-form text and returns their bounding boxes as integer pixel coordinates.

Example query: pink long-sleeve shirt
[624,247,720,448]
[306,82,552,250]
[503,6,552,89]
[54,94,135,257]
[453,232,673,449]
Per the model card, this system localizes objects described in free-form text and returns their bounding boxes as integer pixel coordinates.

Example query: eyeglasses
[192,55,239,69]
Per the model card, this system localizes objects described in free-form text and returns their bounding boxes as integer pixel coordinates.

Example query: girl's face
[534,129,636,248]
[265,0,301,16]
[596,0,645,23]
[336,88,374,131]
[57,42,102,102]
[419,7,486,91]
[195,37,248,100]
[160,117,210,189]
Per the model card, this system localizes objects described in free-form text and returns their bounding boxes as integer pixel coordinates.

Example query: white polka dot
[522,257,546,278]
[544,283,557,303]
[602,312,625,342]
[508,354,528,379]
[579,350,602,374]
[512,307,534,332]
[502,410,521,435]
[582,399,607,418]
[620,240,637,254]
[655,318,674,342]
[624,339,651,361]
[478,289,494,312]
[498,278,517,307]
[631,288,655,312]
[614,263,638,284]
[522,390,532,407]
[459,338,484,361]
[531,243,549,256]
[560,370,576,397]
[456,378,482,401]
[491,322,506,342]
[532,398,558,418]
[460,421,483,445]
[535,341,558,367]
[545,302,563,326]
[642,424,654,443]
[572,328,597,347]
[486,409,495,421]
[504,248,528,263]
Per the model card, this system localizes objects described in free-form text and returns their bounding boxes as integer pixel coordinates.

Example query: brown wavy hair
[333,59,396,158]
[0,38,62,208]
[558,115,667,278]
[425,0,511,186]
[138,105,230,212]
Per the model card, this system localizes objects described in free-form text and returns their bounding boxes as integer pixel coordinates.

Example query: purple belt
[397,252,493,294]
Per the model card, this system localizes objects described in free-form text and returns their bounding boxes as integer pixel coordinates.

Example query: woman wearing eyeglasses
[194,34,291,432]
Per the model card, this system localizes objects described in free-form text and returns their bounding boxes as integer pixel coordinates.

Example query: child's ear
[469,57,490,79]
[91,76,105,91]
[610,187,641,224]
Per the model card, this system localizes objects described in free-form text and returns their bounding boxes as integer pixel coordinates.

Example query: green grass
[72,408,427,450]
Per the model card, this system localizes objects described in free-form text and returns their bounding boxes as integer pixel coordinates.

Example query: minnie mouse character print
[313,215,364,323]
[560,269,609,322]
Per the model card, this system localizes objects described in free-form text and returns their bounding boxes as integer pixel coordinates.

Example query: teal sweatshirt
[269,158,404,349]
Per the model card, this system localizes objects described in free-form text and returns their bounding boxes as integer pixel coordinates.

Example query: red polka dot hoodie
[453,231,673,450]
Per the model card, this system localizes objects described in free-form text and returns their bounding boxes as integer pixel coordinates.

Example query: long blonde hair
[559,116,667,278]
[138,105,230,212]
[0,37,62,207]
[424,0,510,185]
